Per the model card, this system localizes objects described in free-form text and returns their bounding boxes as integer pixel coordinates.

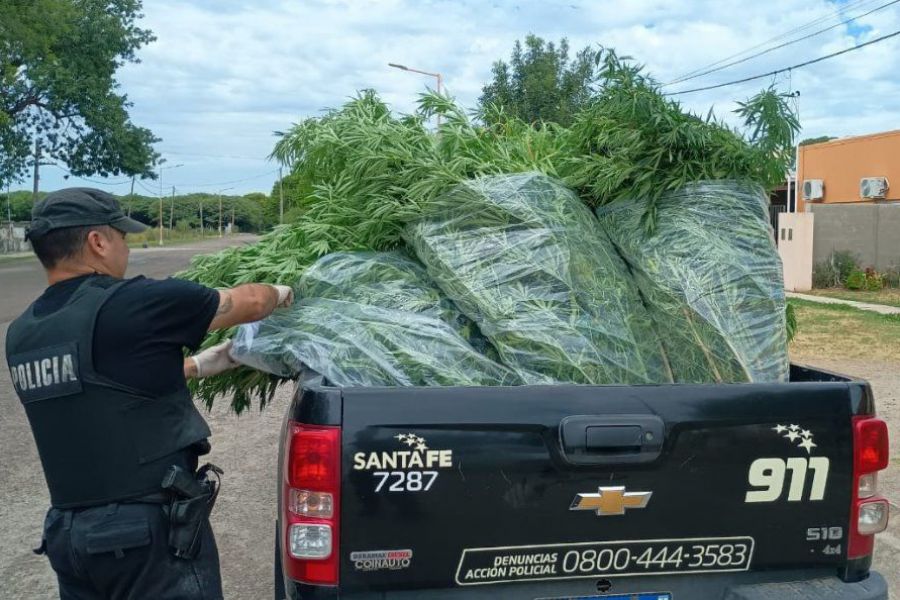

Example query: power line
[667,0,881,83]
[664,27,900,95]
[135,180,159,196]
[168,169,279,189]
[50,164,132,186]
[159,149,270,162]
[665,0,899,86]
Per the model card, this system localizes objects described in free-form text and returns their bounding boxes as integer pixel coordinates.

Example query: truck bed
[277,364,889,599]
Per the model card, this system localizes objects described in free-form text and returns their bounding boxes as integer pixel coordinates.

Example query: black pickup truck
[273,364,891,599]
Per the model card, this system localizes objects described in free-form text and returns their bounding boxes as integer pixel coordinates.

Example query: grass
[788,299,900,362]
[804,287,900,309]
[127,229,236,248]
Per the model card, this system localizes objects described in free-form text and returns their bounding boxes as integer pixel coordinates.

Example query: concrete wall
[810,203,900,270]
[797,129,900,212]
[0,223,30,253]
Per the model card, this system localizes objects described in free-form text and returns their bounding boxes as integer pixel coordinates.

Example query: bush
[845,269,866,290]
[864,268,884,291]
[812,262,837,289]
[884,263,900,289]
[813,250,860,288]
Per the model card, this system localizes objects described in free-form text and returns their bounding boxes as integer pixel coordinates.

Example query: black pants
[41,502,223,600]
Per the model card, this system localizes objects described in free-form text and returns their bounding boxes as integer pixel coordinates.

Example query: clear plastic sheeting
[596,180,789,383]
[406,172,672,385]
[230,251,517,387]
[297,251,488,351]
[230,298,520,387]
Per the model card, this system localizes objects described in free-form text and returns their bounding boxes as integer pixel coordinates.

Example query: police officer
[5,188,293,599]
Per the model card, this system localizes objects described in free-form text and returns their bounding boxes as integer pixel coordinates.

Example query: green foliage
[0,0,159,186]
[864,268,884,292]
[0,190,46,221]
[799,136,836,146]
[846,269,867,290]
[178,48,800,411]
[884,264,900,289]
[812,250,861,288]
[407,173,670,385]
[478,35,598,126]
[564,50,799,232]
[598,181,789,383]
[785,303,797,343]
[230,251,515,387]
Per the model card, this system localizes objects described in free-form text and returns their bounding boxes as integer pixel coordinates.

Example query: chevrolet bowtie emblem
[570,486,653,516]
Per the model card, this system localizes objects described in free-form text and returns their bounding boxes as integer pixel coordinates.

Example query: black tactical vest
[5,275,212,508]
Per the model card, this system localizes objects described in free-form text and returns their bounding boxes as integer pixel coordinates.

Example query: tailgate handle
[560,415,664,465]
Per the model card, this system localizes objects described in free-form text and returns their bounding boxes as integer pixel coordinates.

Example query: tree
[478,35,598,126]
[799,135,836,146]
[0,0,160,187]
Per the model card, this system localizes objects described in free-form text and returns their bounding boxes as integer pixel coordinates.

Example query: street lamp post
[157,162,184,246]
[217,187,234,237]
[388,63,443,128]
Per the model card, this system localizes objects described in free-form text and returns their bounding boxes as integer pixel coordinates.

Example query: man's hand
[186,340,239,379]
[272,285,294,308]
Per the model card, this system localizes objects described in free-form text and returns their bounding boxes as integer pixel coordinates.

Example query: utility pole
[158,163,164,246]
[231,202,235,236]
[279,167,285,224]
[199,198,204,238]
[6,180,12,239]
[128,176,135,216]
[169,186,176,231]
[216,187,234,237]
[157,162,184,246]
[32,139,41,202]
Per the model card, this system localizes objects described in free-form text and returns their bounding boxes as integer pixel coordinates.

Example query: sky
[32,0,900,196]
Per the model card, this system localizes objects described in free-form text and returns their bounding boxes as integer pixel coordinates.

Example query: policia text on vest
[9,342,81,402]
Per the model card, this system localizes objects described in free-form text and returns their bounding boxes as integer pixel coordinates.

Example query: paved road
[0,240,897,599]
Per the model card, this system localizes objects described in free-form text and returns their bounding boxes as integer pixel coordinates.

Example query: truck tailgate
[338,380,860,594]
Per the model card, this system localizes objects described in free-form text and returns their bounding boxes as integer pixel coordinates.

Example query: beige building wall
[778,212,814,292]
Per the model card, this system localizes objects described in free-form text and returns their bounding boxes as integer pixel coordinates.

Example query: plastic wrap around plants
[406,172,672,385]
[596,180,789,383]
[297,251,491,353]
[230,251,517,387]
[231,299,519,387]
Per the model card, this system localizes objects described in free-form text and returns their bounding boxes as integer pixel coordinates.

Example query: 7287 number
[373,470,438,492]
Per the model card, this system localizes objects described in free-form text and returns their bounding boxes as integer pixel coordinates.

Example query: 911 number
[744,457,829,503]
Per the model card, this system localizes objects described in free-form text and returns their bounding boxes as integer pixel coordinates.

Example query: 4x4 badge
[570,486,652,516]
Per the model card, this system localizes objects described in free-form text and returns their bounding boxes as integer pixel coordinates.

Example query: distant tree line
[1,190,273,233]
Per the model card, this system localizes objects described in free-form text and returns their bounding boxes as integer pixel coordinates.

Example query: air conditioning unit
[803,179,824,201]
[860,177,889,199]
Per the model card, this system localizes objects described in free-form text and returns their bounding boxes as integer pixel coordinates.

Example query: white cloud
[38,0,900,195]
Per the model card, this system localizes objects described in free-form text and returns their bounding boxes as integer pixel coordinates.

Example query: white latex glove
[191,340,239,378]
[271,285,294,308]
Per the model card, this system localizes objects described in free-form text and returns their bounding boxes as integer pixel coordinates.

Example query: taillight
[282,422,341,585]
[848,416,890,559]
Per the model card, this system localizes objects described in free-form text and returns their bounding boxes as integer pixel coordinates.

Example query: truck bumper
[726,572,888,599]
[284,570,889,599]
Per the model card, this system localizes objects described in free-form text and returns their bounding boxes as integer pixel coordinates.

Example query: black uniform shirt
[32,274,220,396]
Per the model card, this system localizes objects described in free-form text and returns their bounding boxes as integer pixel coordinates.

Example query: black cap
[26,187,148,241]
